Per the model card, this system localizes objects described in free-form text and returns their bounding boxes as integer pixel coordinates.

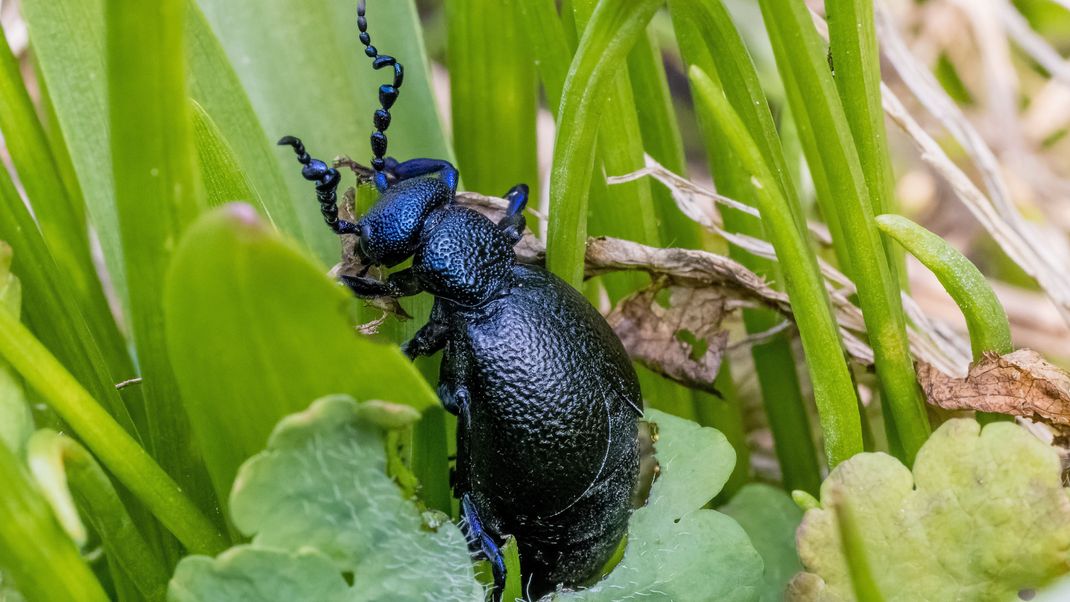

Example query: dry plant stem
[881,84,1070,326]
[876,4,1070,325]
[0,309,226,555]
[689,66,863,467]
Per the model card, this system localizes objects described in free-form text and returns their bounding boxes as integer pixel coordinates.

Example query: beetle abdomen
[455,264,641,590]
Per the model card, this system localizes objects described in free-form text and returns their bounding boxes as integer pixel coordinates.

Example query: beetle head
[356,177,452,267]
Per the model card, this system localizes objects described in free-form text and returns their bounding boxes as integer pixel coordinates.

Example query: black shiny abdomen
[446,264,641,590]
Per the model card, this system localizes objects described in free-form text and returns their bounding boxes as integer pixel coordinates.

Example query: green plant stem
[0,309,227,555]
[758,0,929,464]
[826,0,907,289]
[690,66,863,467]
[830,488,886,602]
[876,215,1013,423]
[876,216,1012,358]
[668,0,824,487]
[546,0,664,288]
[0,439,109,602]
[27,430,169,602]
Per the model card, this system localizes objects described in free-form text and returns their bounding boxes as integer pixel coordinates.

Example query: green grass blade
[0,36,134,388]
[689,66,863,467]
[20,0,131,307]
[192,101,258,208]
[546,0,665,288]
[197,0,451,265]
[0,309,226,555]
[0,143,138,438]
[569,0,659,298]
[107,0,215,512]
[446,0,538,198]
[758,0,929,463]
[0,439,109,602]
[826,0,906,285]
[515,0,572,111]
[626,28,702,249]
[165,204,441,508]
[186,4,305,238]
[669,0,823,490]
[27,431,169,602]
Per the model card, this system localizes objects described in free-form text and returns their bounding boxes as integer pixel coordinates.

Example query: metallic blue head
[356,176,452,267]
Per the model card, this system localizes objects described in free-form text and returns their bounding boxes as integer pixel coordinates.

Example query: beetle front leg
[437,340,472,416]
[340,267,422,299]
[401,299,449,359]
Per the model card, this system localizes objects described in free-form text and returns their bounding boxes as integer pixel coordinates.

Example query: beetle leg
[401,299,449,359]
[497,184,529,245]
[461,493,506,597]
[382,157,459,196]
[340,268,422,299]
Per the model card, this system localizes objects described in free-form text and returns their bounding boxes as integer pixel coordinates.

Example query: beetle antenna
[358,0,404,192]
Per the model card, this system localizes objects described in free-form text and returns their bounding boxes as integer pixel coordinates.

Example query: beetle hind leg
[461,493,506,597]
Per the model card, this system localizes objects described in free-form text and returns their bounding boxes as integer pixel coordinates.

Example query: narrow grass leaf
[546,0,664,288]
[826,0,905,283]
[192,101,258,209]
[27,431,169,602]
[0,35,134,391]
[186,5,305,238]
[758,0,929,462]
[0,141,138,437]
[669,0,823,487]
[107,0,215,514]
[689,66,863,467]
[447,0,539,199]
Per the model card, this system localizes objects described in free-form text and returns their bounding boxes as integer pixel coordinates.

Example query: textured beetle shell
[415,206,642,591]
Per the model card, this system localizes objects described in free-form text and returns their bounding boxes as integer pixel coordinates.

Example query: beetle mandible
[279,1,642,596]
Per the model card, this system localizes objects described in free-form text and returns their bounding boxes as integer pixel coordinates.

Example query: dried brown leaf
[606,284,729,394]
[918,349,1070,426]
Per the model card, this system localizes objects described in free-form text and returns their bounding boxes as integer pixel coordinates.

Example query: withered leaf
[606,284,729,394]
[918,349,1070,425]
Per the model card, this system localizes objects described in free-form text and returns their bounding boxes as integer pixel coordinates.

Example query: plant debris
[917,349,1070,427]
[606,283,729,395]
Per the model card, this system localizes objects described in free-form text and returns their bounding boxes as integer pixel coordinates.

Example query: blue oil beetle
[279,2,642,597]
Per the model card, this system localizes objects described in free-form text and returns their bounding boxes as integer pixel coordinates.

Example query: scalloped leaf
[168,395,483,602]
[556,409,764,601]
[790,418,1070,601]
[721,484,804,602]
